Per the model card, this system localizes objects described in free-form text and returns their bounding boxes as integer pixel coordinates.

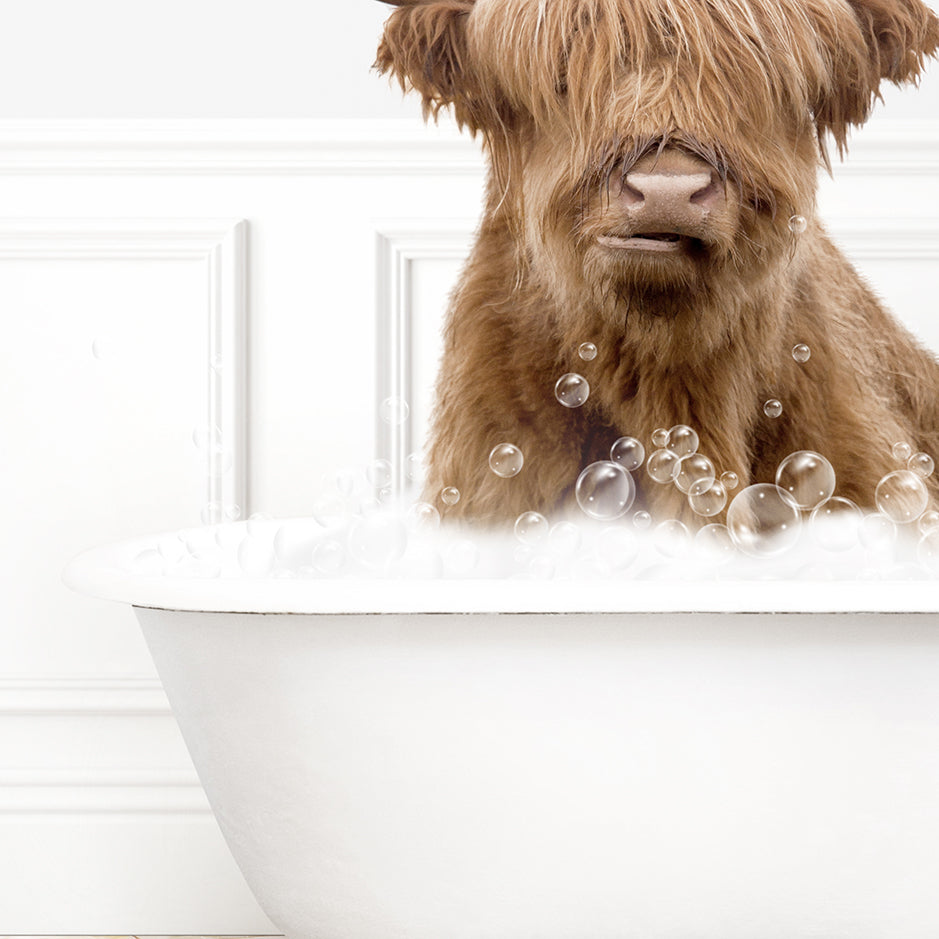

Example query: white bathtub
[65,520,939,939]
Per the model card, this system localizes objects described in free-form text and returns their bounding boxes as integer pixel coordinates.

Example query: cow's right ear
[375,0,487,131]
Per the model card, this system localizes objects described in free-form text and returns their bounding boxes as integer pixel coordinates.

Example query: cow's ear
[814,0,939,150]
[375,0,487,131]
[846,0,939,85]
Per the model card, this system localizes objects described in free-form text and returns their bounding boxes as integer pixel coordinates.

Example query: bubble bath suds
[155,419,939,583]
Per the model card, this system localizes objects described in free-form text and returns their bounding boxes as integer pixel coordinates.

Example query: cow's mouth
[597,232,688,253]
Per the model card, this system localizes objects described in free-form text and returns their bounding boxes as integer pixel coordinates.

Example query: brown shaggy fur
[376,0,939,527]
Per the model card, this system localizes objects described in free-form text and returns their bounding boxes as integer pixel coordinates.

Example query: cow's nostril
[690,175,724,209]
[617,178,645,207]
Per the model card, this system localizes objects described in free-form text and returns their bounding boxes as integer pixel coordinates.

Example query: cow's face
[377,0,938,320]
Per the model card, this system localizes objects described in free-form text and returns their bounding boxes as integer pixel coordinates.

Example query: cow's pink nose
[619,168,724,227]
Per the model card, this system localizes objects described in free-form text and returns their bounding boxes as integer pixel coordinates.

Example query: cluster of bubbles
[162,332,936,583]
[157,428,939,584]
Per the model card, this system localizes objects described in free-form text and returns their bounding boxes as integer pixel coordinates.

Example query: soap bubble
[668,425,699,457]
[908,452,935,478]
[192,424,222,451]
[406,501,441,532]
[335,469,366,500]
[892,441,912,463]
[441,486,461,505]
[575,461,635,520]
[595,526,639,572]
[548,521,582,558]
[792,343,811,363]
[775,450,836,511]
[489,443,524,478]
[676,453,716,496]
[610,436,645,472]
[201,502,223,525]
[646,448,681,483]
[727,484,802,557]
[406,452,426,484]
[720,471,739,490]
[919,510,939,535]
[515,511,549,546]
[91,337,109,360]
[651,427,670,448]
[917,529,939,576]
[859,513,897,552]
[379,396,409,425]
[578,342,598,361]
[312,492,347,530]
[632,510,652,530]
[788,214,807,234]
[312,540,345,575]
[347,515,407,570]
[688,479,728,517]
[555,373,590,408]
[223,504,242,522]
[763,399,783,419]
[205,445,234,478]
[694,523,735,561]
[366,459,393,488]
[875,470,929,523]
[810,497,862,551]
[653,520,691,558]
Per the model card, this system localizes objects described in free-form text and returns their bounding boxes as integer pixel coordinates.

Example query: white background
[0,0,937,933]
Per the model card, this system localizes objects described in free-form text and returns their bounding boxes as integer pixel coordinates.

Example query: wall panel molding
[0,118,935,176]
[374,223,475,487]
[0,217,249,522]
[0,118,486,175]
[826,216,939,260]
[0,769,208,815]
[0,675,168,715]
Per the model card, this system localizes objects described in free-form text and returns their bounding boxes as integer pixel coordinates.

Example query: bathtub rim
[62,524,939,616]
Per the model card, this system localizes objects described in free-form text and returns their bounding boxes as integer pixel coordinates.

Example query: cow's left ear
[375,0,488,131]
[846,0,939,84]
[813,0,938,152]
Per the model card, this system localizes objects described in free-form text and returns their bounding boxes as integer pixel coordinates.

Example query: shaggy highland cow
[376,0,939,528]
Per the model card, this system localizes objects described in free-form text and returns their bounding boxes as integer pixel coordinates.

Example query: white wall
[0,0,935,119]
[0,0,937,933]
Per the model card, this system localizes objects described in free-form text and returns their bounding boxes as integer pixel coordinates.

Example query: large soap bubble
[676,453,716,496]
[775,450,835,511]
[554,373,590,408]
[646,448,681,483]
[688,479,728,517]
[726,484,802,557]
[575,461,635,520]
[809,497,862,551]
[610,436,645,472]
[668,425,699,457]
[489,443,524,478]
[875,470,929,523]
